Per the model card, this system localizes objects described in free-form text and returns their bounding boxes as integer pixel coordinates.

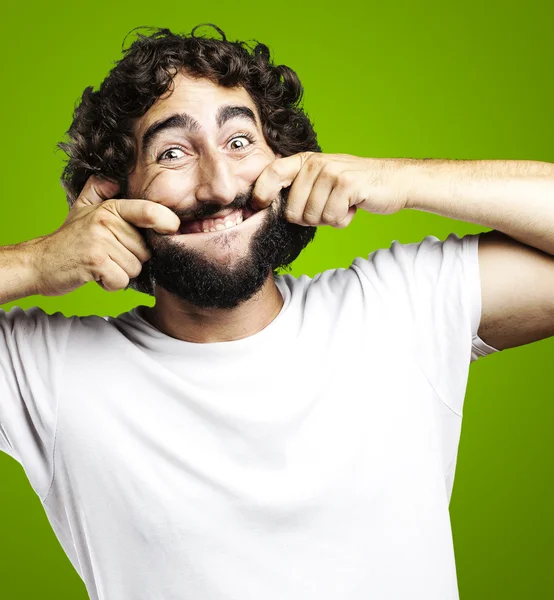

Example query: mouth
[175,206,261,235]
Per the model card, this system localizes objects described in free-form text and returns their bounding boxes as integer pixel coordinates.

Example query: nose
[194,152,240,206]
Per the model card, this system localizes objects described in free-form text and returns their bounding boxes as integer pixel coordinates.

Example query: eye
[227,133,255,151]
[158,147,185,162]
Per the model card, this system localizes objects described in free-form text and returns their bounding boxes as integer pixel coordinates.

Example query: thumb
[74,175,120,208]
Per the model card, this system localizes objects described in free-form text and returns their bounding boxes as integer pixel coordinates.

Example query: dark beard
[134,186,316,309]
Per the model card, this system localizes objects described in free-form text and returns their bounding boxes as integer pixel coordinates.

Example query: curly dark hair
[56,23,321,295]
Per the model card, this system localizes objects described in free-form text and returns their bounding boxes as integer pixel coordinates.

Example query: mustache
[171,186,258,222]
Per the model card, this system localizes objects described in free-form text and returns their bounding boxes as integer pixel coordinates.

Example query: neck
[140,274,284,343]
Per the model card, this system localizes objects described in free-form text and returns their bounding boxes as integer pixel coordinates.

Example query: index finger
[252,153,307,208]
[107,199,181,234]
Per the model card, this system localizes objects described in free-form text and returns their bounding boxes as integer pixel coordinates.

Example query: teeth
[190,209,246,234]
[209,212,244,232]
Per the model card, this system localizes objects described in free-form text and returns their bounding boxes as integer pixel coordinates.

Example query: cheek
[138,171,194,209]
[240,150,277,181]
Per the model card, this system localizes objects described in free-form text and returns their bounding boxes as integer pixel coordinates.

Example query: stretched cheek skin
[142,171,192,211]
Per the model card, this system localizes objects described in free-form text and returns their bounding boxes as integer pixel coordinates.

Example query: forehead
[135,71,259,137]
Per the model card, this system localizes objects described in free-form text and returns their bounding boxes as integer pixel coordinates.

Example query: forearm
[401,159,554,255]
[0,239,42,305]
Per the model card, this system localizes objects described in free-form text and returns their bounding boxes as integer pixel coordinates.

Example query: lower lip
[169,207,270,240]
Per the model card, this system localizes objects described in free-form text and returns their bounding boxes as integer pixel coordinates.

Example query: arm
[0,239,43,305]
[404,159,554,255]
[403,159,554,351]
[251,153,554,354]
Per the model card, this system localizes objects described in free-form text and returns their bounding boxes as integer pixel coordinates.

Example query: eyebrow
[140,104,258,156]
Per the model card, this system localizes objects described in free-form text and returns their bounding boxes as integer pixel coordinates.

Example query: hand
[33,176,181,296]
[252,152,408,228]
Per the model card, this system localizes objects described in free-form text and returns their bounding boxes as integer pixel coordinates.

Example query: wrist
[0,237,46,305]
[18,237,47,298]
[401,159,456,212]
[379,158,419,211]
[399,159,426,211]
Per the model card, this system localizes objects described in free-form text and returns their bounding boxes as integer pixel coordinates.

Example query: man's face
[126,71,315,309]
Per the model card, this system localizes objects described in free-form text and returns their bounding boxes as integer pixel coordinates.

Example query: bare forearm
[402,159,554,256]
[0,239,42,305]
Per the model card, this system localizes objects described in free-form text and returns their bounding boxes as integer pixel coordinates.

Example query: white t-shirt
[0,233,499,600]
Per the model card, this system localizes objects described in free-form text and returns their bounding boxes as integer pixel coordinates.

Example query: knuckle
[95,213,111,228]
[303,215,320,226]
[129,260,143,278]
[302,207,320,224]
[335,172,353,189]
[322,210,339,225]
[320,164,337,179]
[141,203,158,223]
[87,251,107,268]
[305,157,321,174]
[102,198,118,208]
[335,218,349,229]
[94,207,115,228]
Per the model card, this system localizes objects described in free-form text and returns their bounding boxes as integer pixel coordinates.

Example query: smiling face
[126,70,315,309]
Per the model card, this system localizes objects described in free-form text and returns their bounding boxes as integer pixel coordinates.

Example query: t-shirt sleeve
[0,306,73,500]
[350,232,500,416]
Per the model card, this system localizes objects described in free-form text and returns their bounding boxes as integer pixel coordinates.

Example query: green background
[2,0,553,597]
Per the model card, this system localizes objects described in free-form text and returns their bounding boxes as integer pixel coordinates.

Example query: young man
[1,24,552,600]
